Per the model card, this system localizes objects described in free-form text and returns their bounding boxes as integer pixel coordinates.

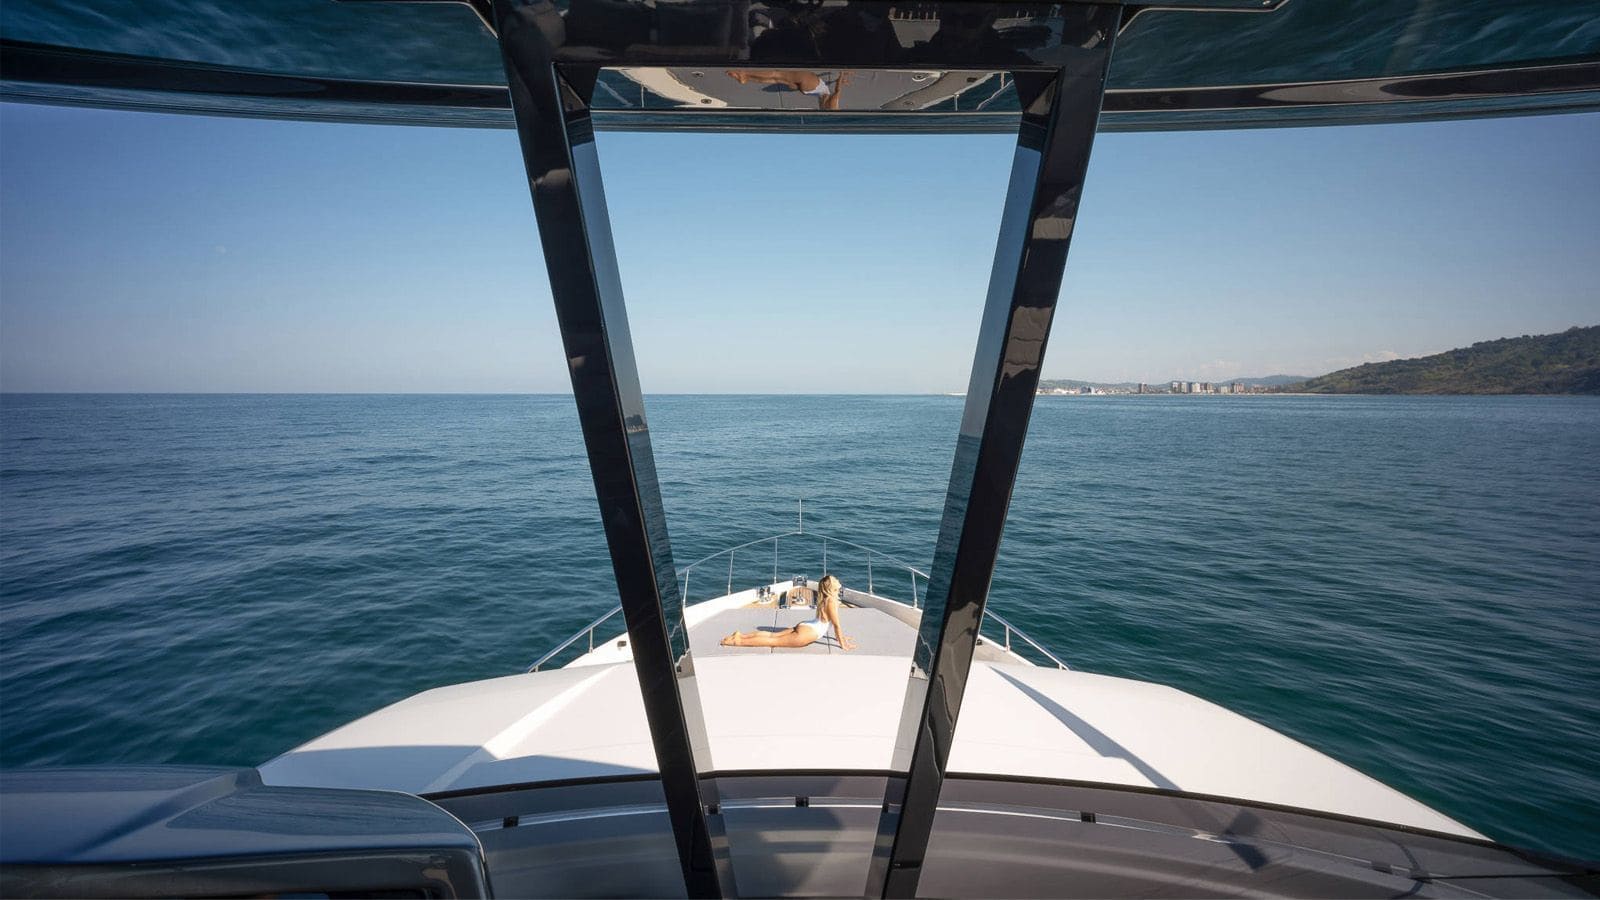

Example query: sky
[0,102,1596,393]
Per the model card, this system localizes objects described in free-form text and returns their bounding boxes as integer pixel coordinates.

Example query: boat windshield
[3,2,1598,896]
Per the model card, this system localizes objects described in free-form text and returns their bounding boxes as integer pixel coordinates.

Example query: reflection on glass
[726,69,853,110]
[602,67,1017,114]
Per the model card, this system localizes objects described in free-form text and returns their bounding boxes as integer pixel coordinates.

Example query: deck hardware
[1081,812,1097,823]
[795,797,810,808]
[502,816,519,829]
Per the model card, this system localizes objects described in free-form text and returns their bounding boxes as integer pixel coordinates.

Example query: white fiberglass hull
[261,588,1478,840]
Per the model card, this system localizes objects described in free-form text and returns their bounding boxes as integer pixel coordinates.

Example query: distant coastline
[1036,376,1299,396]
[1275,326,1599,395]
[1038,325,1600,396]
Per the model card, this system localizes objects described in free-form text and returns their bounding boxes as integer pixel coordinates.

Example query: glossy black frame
[867,11,1120,897]
[491,1,727,895]
[490,0,1119,895]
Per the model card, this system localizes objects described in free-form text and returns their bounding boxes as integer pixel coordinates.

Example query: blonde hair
[818,574,841,607]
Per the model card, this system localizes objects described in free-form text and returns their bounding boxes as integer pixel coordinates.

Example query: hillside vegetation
[1287,326,1600,395]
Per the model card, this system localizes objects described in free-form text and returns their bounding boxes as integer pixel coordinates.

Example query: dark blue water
[2,394,1597,860]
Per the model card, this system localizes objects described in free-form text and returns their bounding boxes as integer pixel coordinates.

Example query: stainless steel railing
[526,530,1069,672]
[526,605,623,673]
[677,529,929,611]
[980,609,1070,670]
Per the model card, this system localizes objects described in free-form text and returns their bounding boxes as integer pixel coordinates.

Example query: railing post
[727,551,734,596]
[823,538,828,575]
[868,554,874,594]
[773,536,779,585]
[910,571,918,609]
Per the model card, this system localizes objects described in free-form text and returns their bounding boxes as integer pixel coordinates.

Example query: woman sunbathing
[721,573,857,650]
[725,70,853,111]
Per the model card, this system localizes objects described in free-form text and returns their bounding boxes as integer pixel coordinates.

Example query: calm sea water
[2,393,1597,859]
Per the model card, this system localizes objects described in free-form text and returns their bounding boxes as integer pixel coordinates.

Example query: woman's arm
[829,602,856,650]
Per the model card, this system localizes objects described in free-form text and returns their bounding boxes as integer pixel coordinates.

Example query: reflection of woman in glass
[726,70,852,110]
[721,574,857,649]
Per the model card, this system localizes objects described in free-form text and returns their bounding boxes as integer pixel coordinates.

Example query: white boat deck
[569,588,1023,669]
[689,604,915,658]
[262,595,1479,839]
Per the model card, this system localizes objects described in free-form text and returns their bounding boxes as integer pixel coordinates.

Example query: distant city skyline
[1,103,1596,393]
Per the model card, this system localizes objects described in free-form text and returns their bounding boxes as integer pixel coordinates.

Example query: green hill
[1287,326,1600,395]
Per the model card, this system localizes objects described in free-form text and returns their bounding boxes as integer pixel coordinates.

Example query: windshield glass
[1,99,1597,867]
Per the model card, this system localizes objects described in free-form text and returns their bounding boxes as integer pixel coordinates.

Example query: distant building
[1137,383,1147,394]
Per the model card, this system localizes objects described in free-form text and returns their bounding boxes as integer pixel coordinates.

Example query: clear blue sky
[1,102,1595,392]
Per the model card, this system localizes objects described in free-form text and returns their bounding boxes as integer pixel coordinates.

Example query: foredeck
[689,603,916,658]
[260,580,1480,845]
[262,652,1480,841]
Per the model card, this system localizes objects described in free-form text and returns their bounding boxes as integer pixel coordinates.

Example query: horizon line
[0,378,1315,396]
[0,387,1292,396]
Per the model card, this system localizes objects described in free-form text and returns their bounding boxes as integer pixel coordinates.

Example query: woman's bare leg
[721,626,818,648]
[726,70,822,92]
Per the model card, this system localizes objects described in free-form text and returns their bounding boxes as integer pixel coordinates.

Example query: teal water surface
[1,393,1597,859]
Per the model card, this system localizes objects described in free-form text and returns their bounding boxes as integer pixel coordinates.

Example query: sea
[1,393,1597,861]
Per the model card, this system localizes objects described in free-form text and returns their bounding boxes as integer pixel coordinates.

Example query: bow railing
[676,529,929,611]
[527,530,1068,672]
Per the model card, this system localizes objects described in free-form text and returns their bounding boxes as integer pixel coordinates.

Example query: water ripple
[1,393,1597,860]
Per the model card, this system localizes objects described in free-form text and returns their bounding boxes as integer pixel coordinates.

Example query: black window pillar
[491,1,726,896]
[868,15,1120,897]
